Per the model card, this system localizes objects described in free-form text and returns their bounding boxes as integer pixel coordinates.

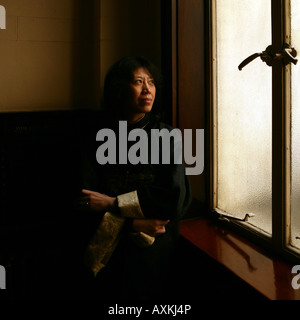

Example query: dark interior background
[0,0,265,300]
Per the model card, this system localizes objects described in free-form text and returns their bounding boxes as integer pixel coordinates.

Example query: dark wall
[177,0,207,214]
[161,0,208,217]
[0,111,95,299]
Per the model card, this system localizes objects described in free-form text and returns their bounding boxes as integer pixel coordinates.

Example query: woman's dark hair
[103,56,163,119]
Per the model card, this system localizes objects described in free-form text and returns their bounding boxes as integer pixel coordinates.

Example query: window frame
[208,0,300,263]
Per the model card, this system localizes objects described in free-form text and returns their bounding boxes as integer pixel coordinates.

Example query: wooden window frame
[208,0,300,263]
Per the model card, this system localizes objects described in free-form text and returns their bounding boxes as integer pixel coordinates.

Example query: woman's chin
[139,104,153,113]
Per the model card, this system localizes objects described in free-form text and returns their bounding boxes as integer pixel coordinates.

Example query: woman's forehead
[132,67,153,78]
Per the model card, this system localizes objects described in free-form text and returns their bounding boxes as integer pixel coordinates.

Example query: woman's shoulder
[147,114,175,132]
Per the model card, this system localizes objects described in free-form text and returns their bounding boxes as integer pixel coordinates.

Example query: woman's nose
[142,82,150,93]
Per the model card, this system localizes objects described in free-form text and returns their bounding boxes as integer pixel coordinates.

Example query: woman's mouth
[140,98,152,104]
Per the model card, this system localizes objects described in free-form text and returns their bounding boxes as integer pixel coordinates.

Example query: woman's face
[124,67,156,123]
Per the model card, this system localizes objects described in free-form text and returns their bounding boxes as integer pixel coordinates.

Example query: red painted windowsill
[180,217,300,300]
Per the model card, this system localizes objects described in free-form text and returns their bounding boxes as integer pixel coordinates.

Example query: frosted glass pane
[216,0,272,234]
[291,0,300,249]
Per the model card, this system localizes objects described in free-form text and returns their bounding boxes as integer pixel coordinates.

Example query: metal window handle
[282,45,298,65]
[238,44,298,71]
[238,52,263,71]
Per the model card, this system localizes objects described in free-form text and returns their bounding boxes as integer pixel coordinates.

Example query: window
[291,0,300,251]
[210,0,300,259]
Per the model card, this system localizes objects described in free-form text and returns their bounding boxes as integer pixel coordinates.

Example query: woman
[77,56,192,300]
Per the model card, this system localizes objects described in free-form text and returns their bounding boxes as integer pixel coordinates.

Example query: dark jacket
[77,112,192,300]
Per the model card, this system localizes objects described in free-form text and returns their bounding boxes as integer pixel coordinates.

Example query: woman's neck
[126,113,146,125]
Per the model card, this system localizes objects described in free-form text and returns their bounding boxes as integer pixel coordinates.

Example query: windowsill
[180,216,300,300]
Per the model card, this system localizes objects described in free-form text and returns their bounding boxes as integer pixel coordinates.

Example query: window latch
[238,43,298,71]
[214,208,255,223]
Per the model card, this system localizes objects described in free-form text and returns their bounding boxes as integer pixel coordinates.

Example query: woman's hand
[77,189,117,213]
[132,219,170,237]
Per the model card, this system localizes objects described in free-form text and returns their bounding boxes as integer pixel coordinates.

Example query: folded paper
[84,190,155,277]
